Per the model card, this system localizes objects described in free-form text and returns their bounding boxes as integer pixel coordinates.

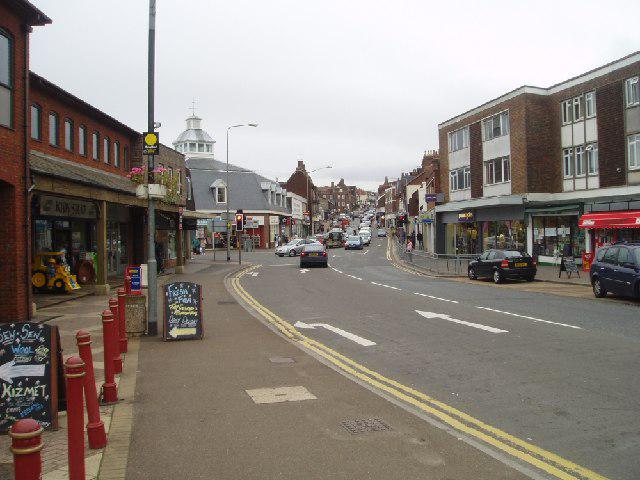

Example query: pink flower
[126,173,132,178]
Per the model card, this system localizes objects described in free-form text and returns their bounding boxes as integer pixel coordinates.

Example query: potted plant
[127,166,149,199]
[148,167,168,199]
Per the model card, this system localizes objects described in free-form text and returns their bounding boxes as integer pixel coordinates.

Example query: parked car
[590,243,640,299]
[377,228,387,237]
[359,231,371,246]
[467,249,536,283]
[345,235,364,250]
[300,243,328,268]
[275,238,312,257]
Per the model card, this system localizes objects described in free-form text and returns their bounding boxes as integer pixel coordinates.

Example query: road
[237,238,640,480]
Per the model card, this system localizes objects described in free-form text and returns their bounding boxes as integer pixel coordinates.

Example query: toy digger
[31,251,81,293]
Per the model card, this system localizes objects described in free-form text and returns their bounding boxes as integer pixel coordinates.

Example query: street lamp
[306,165,332,236]
[226,123,258,262]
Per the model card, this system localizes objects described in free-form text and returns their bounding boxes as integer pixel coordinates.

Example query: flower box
[148,184,167,199]
[135,184,149,199]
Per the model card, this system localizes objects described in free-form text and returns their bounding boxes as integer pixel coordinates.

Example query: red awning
[578,211,640,229]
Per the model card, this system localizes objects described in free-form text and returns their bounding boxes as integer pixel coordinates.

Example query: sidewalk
[124,262,530,479]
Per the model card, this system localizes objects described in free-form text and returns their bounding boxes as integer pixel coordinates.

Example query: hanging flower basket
[135,184,149,199]
[148,183,167,199]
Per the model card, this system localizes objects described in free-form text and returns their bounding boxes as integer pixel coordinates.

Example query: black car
[590,243,640,299]
[468,249,536,283]
[300,243,328,268]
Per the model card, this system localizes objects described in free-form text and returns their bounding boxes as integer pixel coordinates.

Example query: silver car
[275,239,313,257]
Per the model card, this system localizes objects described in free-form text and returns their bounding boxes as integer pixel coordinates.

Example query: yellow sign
[143,131,160,155]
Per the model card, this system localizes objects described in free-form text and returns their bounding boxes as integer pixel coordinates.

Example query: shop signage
[458,211,475,222]
[0,323,61,432]
[163,282,204,341]
[582,252,594,273]
[40,195,97,219]
[269,216,280,226]
[127,265,142,295]
[142,131,160,155]
[425,193,438,202]
[559,256,580,278]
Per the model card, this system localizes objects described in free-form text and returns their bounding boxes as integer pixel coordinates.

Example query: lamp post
[305,165,332,236]
[226,123,258,262]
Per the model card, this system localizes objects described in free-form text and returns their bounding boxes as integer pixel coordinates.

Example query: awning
[578,211,640,229]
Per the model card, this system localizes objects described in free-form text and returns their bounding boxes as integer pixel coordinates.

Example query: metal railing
[393,238,476,276]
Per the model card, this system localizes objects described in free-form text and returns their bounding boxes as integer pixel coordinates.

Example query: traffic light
[235,213,244,231]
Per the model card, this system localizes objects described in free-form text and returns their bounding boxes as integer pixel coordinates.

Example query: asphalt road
[240,239,640,480]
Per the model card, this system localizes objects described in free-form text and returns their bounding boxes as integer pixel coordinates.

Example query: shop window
[0,29,12,128]
[625,77,639,107]
[79,125,87,156]
[92,132,99,160]
[484,156,510,185]
[482,220,525,252]
[103,137,110,164]
[64,119,74,151]
[49,112,59,146]
[586,143,598,174]
[585,92,596,118]
[532,216,582,258]
[628,134,640,170]
[114,141,120,167]
[482,111,509,141]
[31,104,42,140]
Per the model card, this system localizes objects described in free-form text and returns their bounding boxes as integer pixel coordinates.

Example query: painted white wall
[449,147,470,170]
[450,189,471,202]
[574,177,587,190]
[563,179,573,191]
[561,125,572,148]
[588,175,599,189]
[483,182,511,197]
[482,134,510,161]
[585,118,597,143]
[572,122,585,145]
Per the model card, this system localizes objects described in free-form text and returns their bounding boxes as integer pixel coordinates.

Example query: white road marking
[300,269,309,274]
[370,281,400,290]
[250,272,259,277]
[294,321,376,346]
[268,263,296,267]
[363,250,369,255]
[346,274,363,281]
[474,306,581,329]
[415,310,508,334]
[414,292,459,304]
[335,269,343,274]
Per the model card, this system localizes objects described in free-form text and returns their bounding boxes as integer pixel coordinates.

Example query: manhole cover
[245,386,316,404]
[217,300,236,305]
[340,418,392,435]
[269,357,295,363]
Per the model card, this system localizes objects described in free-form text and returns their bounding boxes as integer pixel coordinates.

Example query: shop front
[156,211,178,269]
[525,205,583,264]
[579,209,640,252]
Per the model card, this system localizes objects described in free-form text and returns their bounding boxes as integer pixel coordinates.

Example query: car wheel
[593,278,607,298]
[493,270,503,284]
[525,275,535,282]
[289,250,296,257]
[468,268,477,280]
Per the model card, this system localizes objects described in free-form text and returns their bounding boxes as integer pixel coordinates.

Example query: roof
[175,129,214,143]
[30,151,136,195]
[4,0,51,25]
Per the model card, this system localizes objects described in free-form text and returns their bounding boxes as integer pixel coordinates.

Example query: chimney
[331,181,334,188]
[297,160,305,171]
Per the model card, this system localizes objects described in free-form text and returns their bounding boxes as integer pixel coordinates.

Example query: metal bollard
[65,356,86,480]
[109,298,123,374]
[76,330,107,449]
[101,310,118,404]
[10,419,43,480]
[117,288,128,353]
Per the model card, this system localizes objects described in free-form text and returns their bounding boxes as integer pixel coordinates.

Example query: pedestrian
[199,238,205,255]
[417,231,423,250]
[406,239,413,262]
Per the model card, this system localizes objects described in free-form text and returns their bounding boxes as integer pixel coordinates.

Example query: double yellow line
[230,265,607,480]
[386,237,424,276]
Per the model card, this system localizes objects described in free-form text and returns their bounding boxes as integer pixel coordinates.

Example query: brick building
[0,0,50,322]
[437,52,640,261]
[284,161,318,235]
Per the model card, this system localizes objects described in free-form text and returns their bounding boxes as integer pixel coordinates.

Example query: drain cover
[340,418,392,435]
[269,357,295,363]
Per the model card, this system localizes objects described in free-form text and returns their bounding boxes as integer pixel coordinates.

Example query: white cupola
[173,114,216,159]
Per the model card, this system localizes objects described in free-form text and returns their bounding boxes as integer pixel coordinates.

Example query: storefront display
[482,220,526,252]
[579,209,640,251]
[531,215,583,258]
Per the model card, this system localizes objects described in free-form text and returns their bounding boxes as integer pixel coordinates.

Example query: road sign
[143,131,160,155]
[127,265,142,295]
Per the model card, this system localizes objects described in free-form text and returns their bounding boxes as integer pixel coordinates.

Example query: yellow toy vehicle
[32,252,81,293]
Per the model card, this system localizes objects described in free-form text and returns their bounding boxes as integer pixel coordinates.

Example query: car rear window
[304,244,324,252]
[503,251,528,258]
[602,247,619,264]
[348,236,360,241]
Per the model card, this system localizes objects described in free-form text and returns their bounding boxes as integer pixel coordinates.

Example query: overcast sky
[30,0,637,191]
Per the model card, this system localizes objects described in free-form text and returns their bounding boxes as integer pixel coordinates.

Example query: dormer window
[211,179,227,203]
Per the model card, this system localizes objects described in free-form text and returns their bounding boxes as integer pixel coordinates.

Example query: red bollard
[117,288,128,353]
[10,419,43,480]
[76,330,107,449]
[109,298,123,374]
[125,275,132,294]
[101,310,118,404]
[65,356,86,480]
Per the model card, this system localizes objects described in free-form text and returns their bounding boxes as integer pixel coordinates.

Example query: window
[189,142,196,152]
[30,104,41,140]
[586,143,598,174]
[563,148,573,177]
[168,167,173,182]
[205,144,212,153]
[176,169,182,193]
[64,119,73,151]
[574,145,585,176]
[628,134,640,169]
[186,177,192,200]
[602,247,619,265]
[484,156,510,184]
[617,248,630,266]
[103,137,110,164]
[48,112,59,146]
[78,126,87,156]
[562,100,572,124]
[198,143,204,152]
[585,92,596,118]
[625,77,639,107]
[92,132,99,160]
[572,96,583,121]
[113,141,120,167]
[449,166,470,191]
[0,30,12,128]
[216,186,226,203]
[482,111,509,141]
[448,127,469,152]
[123,146,129,170]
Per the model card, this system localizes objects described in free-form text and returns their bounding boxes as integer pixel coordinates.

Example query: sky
[29,0,638,191]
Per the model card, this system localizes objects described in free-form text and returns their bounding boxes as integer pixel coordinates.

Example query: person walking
[406,239,414,263]
[417,231,423,250]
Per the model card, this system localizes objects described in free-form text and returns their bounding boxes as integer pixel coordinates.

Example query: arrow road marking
[169,327,197,338]
[414,292,459,304]
[415,310,508,334]
[294,321,376,346]
[0,361,46,384]
[250,272,259,277]
[300,269,310,274]
[474,306,581,329]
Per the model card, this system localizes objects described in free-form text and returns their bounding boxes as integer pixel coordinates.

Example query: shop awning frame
[578,211,640,229]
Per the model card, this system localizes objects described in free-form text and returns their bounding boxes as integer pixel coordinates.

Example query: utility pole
[146,0,158,336]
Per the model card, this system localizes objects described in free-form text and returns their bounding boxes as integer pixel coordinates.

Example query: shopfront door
[107,221,125,277]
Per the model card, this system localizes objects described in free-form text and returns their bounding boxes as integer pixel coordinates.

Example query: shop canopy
[578,211,640,229]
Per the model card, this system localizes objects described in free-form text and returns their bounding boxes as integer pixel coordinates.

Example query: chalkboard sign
[559,256,580,278]
[0,323,59,432]
[163,282,204,341]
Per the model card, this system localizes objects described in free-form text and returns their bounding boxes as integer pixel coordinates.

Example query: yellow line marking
[230,266,609,480]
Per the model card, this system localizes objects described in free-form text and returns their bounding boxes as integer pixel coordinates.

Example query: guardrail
[392,237,476,276]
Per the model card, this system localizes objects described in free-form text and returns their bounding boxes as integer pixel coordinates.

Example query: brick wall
[596,81,626,188]
[524,94,559,192]
[469,122,483,198]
